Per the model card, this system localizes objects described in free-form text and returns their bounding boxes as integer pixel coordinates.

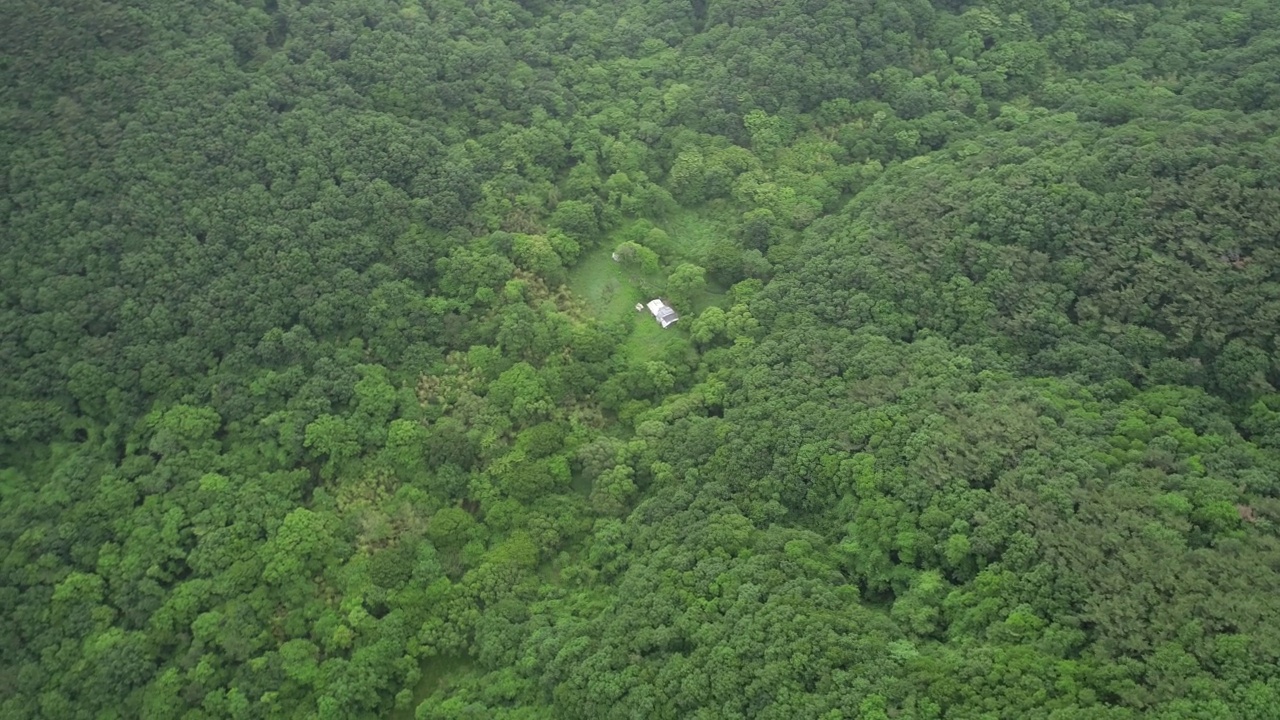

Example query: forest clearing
[5,0,1280,718]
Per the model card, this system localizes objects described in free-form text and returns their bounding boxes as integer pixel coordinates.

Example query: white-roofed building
[645,298,680,328]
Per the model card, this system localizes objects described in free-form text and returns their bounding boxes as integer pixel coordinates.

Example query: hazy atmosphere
[4,0,1280,717]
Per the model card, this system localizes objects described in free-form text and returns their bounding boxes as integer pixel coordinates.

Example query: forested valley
[4,0,1280,717]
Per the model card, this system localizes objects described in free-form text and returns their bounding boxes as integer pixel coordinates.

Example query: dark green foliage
[5,0,1280,717]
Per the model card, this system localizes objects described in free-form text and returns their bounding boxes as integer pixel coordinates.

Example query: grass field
[566,244,648,323]
[567,209,737,363]
[660,206,727,263]
[623,307,687,363]
[659,207,734,313]
[568,244,686,362]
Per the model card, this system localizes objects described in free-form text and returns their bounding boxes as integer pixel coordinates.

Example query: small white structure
[645,298,680,329]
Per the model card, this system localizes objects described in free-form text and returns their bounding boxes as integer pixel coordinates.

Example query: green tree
[305,414,361,474]
[549,200,600,244]
[665,263,707,309]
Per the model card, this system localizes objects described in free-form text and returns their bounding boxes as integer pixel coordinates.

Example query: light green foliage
[667,150,707,205]
[426,507,478,549]
[589,465,637,516]
[546,229,582,266]
[143,404,221,457]
[665,263,707,309]
[385,418,428,457]
[262,508,338,585]
[640,227,674,258]
[279,639,322,685]
[690,306,727,346]
[511,233,565,280]
[355,364,399,447]
[567,244,644,321]
[492,452,572,501]
[890,570,949,637]
[486,363,554,425]
[305,414,360,469]
[515,422,567,459]
[612,241,659,274]
[743,109,791,158]
[7,0,1280,718]
[548,200,600,244]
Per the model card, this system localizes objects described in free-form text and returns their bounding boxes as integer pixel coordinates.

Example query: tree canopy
[5,0,1280,717]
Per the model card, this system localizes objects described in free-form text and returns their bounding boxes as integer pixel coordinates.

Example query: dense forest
[5,0,1280,717]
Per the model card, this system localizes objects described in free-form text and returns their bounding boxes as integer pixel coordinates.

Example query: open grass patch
[656,207,736,313]
[566,244,644,323]
[567,209,741,365]
[689,283,730,315]
[567,241,690,364]
[622,310,688,363]
[659,205,732,263]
